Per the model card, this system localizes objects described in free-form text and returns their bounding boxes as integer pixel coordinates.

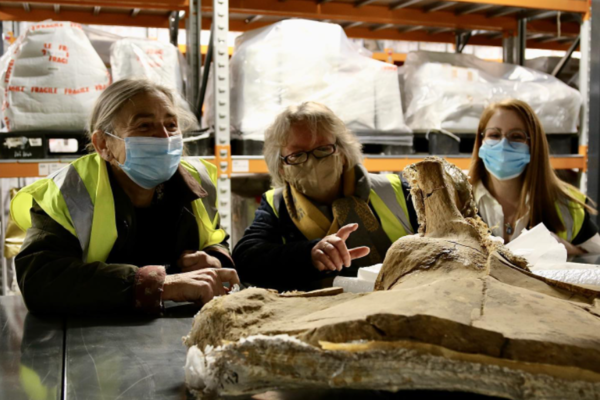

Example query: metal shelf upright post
[587,0,600,226]
[578,7,591,199]
[187,0,201,107]
[212,0,232,234]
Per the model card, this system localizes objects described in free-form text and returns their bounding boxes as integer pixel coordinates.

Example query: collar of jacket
[354,163,372,201]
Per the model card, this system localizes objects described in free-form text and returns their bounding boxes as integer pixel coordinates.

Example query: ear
[91,131,112,162]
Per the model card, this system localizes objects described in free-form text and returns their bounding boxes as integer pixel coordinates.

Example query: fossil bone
[184,157,600,399]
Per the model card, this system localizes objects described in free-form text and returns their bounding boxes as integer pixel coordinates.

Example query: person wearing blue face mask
[11,79,239,315]
[469,99,600,256]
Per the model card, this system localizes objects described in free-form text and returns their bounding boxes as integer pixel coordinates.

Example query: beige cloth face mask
[283,153,344,203]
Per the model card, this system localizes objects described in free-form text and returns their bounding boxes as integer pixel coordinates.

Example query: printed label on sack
[232,159,250,173]
[28,138,42,147]
[38,163,66,176]
[41,42,70,64]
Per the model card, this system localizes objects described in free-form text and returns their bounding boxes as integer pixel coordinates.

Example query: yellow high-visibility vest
[555,189,587,243]
[265,173,414,243]
[11,153,226,263]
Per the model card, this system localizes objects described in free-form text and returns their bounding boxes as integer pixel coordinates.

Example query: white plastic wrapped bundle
[533,264,600,289]
[0,21,110,131]
[206,19,411,142]
[82,26,122,67]
[110,37,184,94]
[403,51,582,134]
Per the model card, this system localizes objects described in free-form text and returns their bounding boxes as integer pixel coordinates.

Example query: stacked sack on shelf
[109,36,195,131]
[204,19,412,146]
[402,51,582,134]
[0,21,111,131]
[0,22,189,133]
[110,37,186,96]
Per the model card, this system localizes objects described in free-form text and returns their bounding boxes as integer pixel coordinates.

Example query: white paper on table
[505,223,567,269]
[333,276,375,293]
[333,264,383,293]
[357,264,382,281]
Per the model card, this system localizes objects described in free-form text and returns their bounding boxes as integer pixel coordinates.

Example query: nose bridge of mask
[486,137,525,152]
[285,154,335,188]
[285,155,317,180]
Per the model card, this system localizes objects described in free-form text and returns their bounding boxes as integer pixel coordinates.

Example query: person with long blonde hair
[469,99,600,256]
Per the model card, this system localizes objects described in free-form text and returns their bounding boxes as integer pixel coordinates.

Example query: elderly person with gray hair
[233,102,418,291]
[11,79,239,315]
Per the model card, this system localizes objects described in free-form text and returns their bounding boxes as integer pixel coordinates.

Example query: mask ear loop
[103,131,125,166]
[104,131,125,141]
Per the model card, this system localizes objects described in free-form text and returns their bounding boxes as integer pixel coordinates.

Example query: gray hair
[87,78,198,147]
[264,102,363,187]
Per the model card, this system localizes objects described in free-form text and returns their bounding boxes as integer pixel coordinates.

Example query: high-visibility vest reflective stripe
[556,190,586,243]
[11,154,116,263]
[181,158,227,249]
[11,154,224,263]
[266,188,284,219]
[265,173,413,243]
[368,173,413,242]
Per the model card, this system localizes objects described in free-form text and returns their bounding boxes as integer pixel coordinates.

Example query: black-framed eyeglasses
[481,128,530,149]
[280,144,337,165]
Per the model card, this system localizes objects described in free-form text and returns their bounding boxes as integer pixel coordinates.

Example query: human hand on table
[311,223,371,272]
[177,250,222,272]
[162,269,240,305]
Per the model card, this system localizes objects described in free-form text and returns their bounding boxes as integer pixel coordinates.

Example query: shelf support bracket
[455,31,472,53]
[552,34,581,77]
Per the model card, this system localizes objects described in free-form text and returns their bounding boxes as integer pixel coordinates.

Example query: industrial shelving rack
[0,0,597,294]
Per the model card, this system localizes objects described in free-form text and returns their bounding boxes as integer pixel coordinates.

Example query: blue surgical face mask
[478,138,531,181]
[105,132,183,189]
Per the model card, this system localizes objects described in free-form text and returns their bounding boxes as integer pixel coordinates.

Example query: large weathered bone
[184,157,600,399]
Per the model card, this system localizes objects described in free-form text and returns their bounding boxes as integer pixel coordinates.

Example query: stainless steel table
[64,303,197,400]
[0,295,65,400]
[0,297,197,400]
[0,296,499,400]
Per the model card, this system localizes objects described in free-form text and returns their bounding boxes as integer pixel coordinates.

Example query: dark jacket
[15,164,232,315]
[232,175,418,292]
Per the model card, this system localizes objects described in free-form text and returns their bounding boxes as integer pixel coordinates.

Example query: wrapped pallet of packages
[0,21,111,131]
[403,51,582,134]
[205,19,411,144]
[111,38,184,94]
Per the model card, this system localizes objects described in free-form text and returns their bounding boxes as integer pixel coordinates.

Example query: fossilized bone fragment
[184,157,600,400]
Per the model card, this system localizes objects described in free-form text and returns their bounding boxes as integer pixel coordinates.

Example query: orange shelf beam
[0,155,585,178]
[372,52,407,63]
[0,3,580,52]
[0,8,177,28]
[442,0,588,14]
[219,0,518,32]
[1,0,188,11]
[1,0,589,14]
[178,44,234,55]
[210,155,586,173]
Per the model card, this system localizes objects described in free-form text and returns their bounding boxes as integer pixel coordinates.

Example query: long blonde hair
[468,99,595,233]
